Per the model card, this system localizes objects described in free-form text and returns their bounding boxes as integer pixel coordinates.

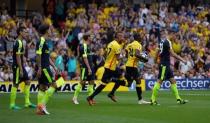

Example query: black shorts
[158,64,174,81]
[80,67,95,81]
[13,66,29,85]
[38,67,54,85]
[101,68,122,84]
[125,67,139,82]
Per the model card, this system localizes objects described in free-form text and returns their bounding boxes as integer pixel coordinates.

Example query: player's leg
[132,67,150,104]
[87,80,95,104]
[151,79,162,105]
[87,68,111,105]
[108,68,127,102]
[87,68,95,96]
[41,83,56,106]
[108,82,120,102]
[22,68,36,108]
[10,83,20,109]
[108,78,129,102]
[72,81,84,104]
[10,66,21,110]
[167,66,188,104]
[72,68,86,104]
[87,80,94,96]
[36,84,47,115]
[37,84,47,105]
[135,79,142,103]
[38,84,56,115]
[37,72,48,106]
[37,68,57,115]
[151,65,165,105]
[169,78,188,104]
[86,68,95,96]
[136,79,150,104]
[23,80,36,108]
[41,68,56,105]
[41,71,65,106]
[36,68,51,115]
[133,67,142,102]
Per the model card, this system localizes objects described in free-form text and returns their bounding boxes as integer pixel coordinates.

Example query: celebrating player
[108,33,151,104]
[87,32,127,106]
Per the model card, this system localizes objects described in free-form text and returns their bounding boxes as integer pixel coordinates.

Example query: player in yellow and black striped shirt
[108,33,150,104]
[87,32,127,106]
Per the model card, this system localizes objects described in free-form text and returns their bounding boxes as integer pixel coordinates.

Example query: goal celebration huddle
[10,23,188,115]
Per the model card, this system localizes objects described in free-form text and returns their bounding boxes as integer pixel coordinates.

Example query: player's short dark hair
[115,31,123,38]
[83,34,90,41]
[38,24,49,35]
[17,26,26,35]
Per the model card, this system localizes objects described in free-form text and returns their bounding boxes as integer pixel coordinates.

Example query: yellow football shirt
[125,40,142,68]
[104,40,121,71]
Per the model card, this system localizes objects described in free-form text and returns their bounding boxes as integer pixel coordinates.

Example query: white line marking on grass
[180,94,210,96]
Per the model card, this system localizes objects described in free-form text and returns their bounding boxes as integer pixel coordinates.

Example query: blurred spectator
[179,53,193,74]
[55,0,65,21]
[0,66,12,82]
[5,50,13,65]
[27,42,36,62]
[66,51,77,80]
[143,69,155,79]
[204,54,210,73]
[0,36,6,55]
[55,48,65,72]
[0,58,4,69]
[174,71,185,79]
[25,61,34,80]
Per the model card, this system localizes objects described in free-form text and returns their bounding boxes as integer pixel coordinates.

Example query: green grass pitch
[0,90,210,123]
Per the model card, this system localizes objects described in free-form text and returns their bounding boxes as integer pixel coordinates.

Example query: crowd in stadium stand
[0,0,210,82]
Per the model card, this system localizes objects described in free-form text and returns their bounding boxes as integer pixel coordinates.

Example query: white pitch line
[180,93,210,96]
